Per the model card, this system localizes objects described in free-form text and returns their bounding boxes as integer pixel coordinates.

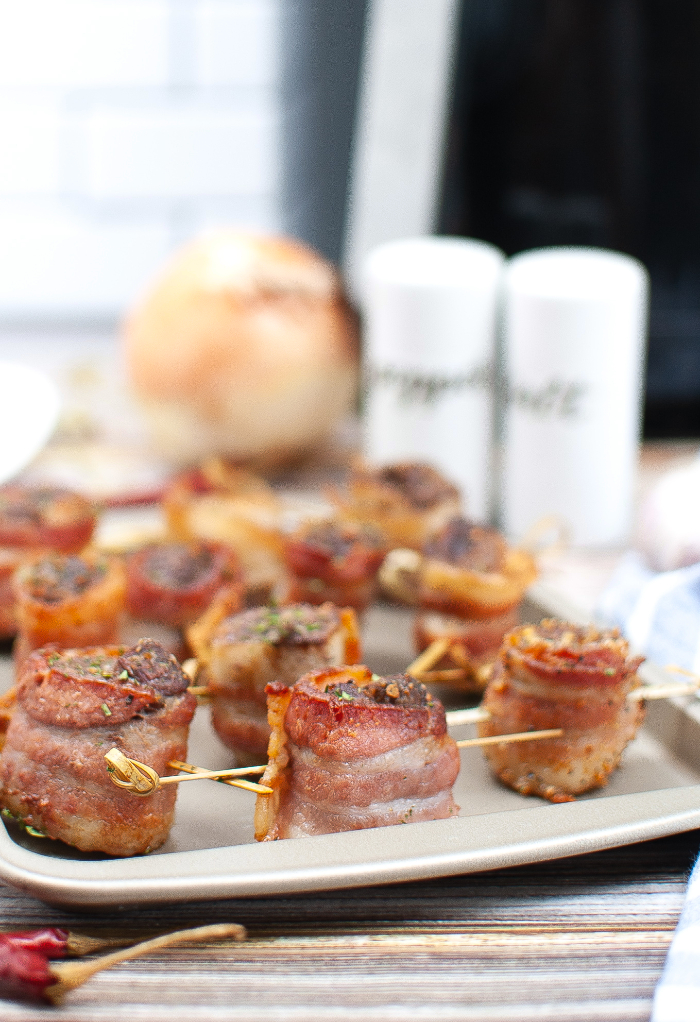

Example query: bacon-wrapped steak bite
[283,521,384,611]
[126,540,242,629]
[254,665,460,840]
[412,517,537,691]
[13,553,126,666]
[188,602,361,762]
[478,620,645,802]
[163,462,285,603]
[334,461,461,552]
[0,639,196,855]
[0,486,95,553]
[0,486,96,640]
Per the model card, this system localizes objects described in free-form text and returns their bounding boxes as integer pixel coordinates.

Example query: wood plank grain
[0,830,697,1022]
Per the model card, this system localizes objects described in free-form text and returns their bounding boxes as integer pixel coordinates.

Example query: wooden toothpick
[446,706,492,727]
[407,639,451,677]
[168,759,268,794]
[455,728,563,749]
[104,749,272,796]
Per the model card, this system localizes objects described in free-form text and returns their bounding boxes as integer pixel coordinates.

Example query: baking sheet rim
[1,784,700,906]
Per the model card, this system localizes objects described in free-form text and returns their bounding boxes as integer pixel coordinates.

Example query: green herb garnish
[1,809,47,838]
[101,703,112,717]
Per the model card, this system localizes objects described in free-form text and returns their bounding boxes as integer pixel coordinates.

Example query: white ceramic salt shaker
[361,236,505,520]
[500,247,649,546]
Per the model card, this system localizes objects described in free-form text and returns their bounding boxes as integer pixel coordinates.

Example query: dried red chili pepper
[0,936,55,1001]
[0,922,245,1004]
[2,927,69,958]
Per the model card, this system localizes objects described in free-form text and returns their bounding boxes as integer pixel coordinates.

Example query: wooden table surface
[1,829,697,1022]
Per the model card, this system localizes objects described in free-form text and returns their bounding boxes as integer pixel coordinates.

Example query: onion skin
[123,232,359,468]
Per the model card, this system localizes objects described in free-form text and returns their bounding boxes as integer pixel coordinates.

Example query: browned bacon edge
[0,486,96,552]
[284,522,385,611]
[190,603,361,760]
[126,541,242,628]
[478,620,645,802]
[333,462,462,551]
[255,664,460,841]
[13,553,126,667]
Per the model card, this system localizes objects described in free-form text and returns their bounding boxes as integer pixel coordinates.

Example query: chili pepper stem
[45,923,246,1004]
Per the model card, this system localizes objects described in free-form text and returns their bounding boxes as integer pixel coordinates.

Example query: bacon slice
[419,517,536,619]
[478,620,645,802]
[163,461,285,601]
[283,521,385,611]
[0,549,25,639]
[125,541,242,629]
[333,461,461,551]
[255,665,460,840]
[13,553,126,667]
[410,518,537,691]
[414,608,519,686]
[0,639,196,855]
[0,486,96,640]
[188,602,361,762]
[0,486,95,552]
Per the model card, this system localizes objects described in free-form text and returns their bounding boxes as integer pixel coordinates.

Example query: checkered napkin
[599,554,700,1020]
[597,551,700,673]
[652,855,700,1022]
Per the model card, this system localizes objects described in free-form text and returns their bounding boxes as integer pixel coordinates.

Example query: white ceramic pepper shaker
[500,247,649,546]
[361,236,505,519]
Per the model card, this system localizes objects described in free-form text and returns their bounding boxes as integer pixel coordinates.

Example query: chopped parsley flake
[118,670,129,680]
[100,702,112,717]
[603,667,616,676]
[1,809,46,838]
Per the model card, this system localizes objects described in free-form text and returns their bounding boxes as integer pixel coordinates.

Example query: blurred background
[0,0,281,323]
[2,0,699,442]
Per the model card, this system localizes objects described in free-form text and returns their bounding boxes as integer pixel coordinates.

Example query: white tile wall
[0,0,281,319]
[86,105,278,199]
[0,104,62,193]
[194,1,278,87]
[0,203,172,315]
[0,2,170,89]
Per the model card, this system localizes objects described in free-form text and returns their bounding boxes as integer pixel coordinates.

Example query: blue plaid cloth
[598,551,700,673]
[599,554,700,1019]
[652,855,700,1022]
